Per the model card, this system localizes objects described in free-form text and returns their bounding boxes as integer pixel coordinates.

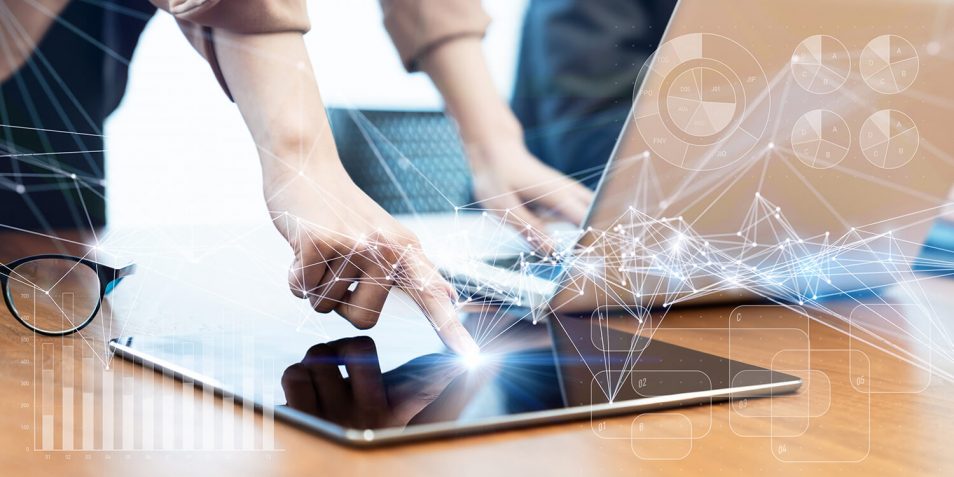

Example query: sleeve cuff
[381,0,491,72]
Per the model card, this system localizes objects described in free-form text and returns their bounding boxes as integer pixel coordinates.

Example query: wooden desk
[1,225,953,476]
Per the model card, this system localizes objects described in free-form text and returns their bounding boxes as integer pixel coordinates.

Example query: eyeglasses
[1,255,136,336]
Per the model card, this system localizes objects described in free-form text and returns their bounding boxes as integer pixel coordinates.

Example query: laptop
[418,0,954,319]
[111,0,953,446]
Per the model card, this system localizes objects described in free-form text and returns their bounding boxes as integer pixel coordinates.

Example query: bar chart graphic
[30,337,279,453]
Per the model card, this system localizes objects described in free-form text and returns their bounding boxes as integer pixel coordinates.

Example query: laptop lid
[548,0,954,316]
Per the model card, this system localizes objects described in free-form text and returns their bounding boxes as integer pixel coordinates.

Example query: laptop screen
[548,0,954,315]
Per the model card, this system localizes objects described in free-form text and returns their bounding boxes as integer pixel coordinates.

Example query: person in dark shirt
[0,0,156,230]
[512,0,678,188]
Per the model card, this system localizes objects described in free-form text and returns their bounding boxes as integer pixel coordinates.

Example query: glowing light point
[460,351,485,371]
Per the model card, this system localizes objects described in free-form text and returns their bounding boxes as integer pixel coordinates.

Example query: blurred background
[105,0,529,226]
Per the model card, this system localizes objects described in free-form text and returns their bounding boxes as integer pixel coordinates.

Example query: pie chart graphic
[860,35,919,94]
[634,33,770,171]
[666,67,737,137]
[860,109,919,169]
[790,110,850,169]
[790,35,851,94]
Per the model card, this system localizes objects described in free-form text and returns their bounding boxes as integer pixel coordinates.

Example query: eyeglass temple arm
[104,263,137,295]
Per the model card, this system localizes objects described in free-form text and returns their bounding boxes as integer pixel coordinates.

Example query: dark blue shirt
[512,0,677,187]
[0,0,156,231]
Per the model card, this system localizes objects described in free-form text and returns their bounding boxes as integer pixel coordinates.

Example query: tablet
[110,311,800,447]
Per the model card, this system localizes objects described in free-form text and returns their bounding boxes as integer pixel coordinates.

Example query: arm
[419,39,593,237]
[379,0,593,246]
[0,0,70,82]
[203,31,478,355]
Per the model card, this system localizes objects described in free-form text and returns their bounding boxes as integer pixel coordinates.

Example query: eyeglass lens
[6,258,102,334]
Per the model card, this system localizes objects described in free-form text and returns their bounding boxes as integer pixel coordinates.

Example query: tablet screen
[113,312,798,441]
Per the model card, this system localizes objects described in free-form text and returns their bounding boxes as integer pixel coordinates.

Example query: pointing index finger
[396,248,480,356]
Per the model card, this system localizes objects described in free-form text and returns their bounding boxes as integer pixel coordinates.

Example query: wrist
[261,155,351,211]
[260,132,343,183]
[451,104,523,148]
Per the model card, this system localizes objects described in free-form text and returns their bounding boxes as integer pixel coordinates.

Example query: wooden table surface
[1,225,952,476]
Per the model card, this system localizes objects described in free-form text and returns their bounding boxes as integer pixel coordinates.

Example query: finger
[528,169,593,225]
[300,343,351,416]
[288,243,332,300]
[302,345,351,414]
[309,257,360,313]
[288,260,306,299]
[396,249,479,356]
[332,234,403,327]
[535,185,590,226]
[287,226,339,299]
[568,177,594,204]
[280,363,320,415]
[385,354,465,424]
[501,200,555,255]
[479,190,553,253]
[335,257,392,329]
[337,337,388,417]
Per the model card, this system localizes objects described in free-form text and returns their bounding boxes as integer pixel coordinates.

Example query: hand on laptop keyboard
[466,138,593,254]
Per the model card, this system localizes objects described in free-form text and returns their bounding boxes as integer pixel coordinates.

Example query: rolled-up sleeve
[149,0,311,100]
[380,0,491,72]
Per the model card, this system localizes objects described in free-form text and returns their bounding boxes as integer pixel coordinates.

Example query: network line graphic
[3,0,954,461]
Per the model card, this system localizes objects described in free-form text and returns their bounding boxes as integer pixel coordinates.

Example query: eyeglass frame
[0,254,137,336]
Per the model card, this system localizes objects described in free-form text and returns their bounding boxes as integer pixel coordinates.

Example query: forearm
[0,0,70,82]
[212,30,341,187]
[418,38,522,144]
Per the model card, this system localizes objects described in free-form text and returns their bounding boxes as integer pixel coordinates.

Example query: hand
[466,136,594,252]
[264,163,479,356]
[281,336,465,428]
[413,37,594,251]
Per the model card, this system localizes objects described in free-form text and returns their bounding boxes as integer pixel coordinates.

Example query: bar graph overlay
[30,337,280,452]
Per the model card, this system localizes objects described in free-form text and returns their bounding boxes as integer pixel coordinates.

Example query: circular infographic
[665,67,738,137]
[790,35,851,94]
[634,33,771,171]
[860,35,919,94]
[790,110,850,169]
[860,109,919,169]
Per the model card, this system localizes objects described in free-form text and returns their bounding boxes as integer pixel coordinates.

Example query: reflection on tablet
[111,313,800,445]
